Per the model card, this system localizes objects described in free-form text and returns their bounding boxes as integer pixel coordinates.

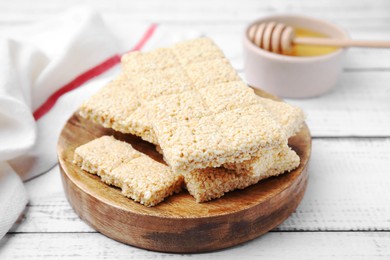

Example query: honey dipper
[248,22,390,54]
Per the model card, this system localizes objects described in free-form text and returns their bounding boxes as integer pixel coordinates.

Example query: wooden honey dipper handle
[293,37,390,48]
[248,22,390,54]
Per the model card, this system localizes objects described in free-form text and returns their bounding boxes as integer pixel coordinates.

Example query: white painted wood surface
[1,0,390,259]
[2,232,390,260]
[7,139,390,234]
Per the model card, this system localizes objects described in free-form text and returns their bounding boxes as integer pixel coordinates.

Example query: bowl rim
[244,14,350,63]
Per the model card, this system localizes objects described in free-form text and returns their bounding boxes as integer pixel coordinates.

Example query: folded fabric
[1,6,119,180]
[0,6,119,240]
[0,162,28,239]
[0,5,202,239]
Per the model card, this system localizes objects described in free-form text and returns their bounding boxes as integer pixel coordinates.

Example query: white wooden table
[1,0,390,259]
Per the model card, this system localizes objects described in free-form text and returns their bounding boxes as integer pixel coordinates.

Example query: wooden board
[57,90,311,253]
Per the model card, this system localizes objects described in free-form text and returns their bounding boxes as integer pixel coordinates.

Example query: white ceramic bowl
[243,14,349,98]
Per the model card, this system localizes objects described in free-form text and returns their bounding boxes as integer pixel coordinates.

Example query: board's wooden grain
[57,90,311,253]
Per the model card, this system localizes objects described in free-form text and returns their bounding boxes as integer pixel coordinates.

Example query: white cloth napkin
[0,6,200,240]
[0,6,119,239]
[0,162,28,239]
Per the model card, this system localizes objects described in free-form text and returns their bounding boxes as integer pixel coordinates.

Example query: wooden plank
[1,232,390,259]
[1,5,390,71]
[3,22,389,71]
[285,71,390,137]
[278,138,390,231]
[0,0,389,28]
[11,139,390,233]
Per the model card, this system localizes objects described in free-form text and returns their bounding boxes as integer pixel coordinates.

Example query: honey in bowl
[290,27,339,57]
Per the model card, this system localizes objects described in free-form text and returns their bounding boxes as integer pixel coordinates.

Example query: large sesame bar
[73,136,183,207]
[79,80,303,178]
[79,81,303,148]
[79,81,303,145]
[79,38,304,175]
[80,38,303,145]
[121,39,285,173]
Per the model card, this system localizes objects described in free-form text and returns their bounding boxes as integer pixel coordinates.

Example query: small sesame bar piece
[73,136,183,207]
[184,146,300,203]
[73,136,141,179]
[111,156,183,206]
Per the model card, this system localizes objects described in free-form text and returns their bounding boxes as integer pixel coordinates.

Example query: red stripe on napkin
[33,23,158,121]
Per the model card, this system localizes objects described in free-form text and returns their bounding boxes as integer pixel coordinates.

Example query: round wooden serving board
[58,89,311,253]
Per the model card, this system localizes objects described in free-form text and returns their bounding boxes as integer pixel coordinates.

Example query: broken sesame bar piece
[73,136,183,207]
